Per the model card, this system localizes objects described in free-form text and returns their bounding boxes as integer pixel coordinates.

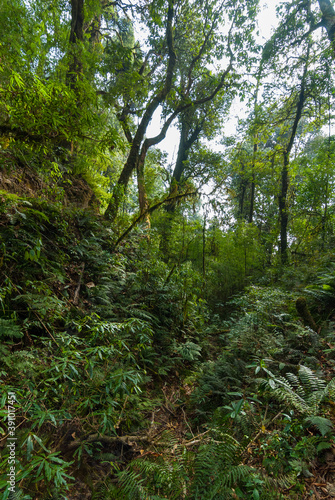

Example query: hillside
[0,169,335,499]
[2,0,335,498]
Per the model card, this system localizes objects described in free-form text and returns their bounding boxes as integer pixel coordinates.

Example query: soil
[0,163,100,210]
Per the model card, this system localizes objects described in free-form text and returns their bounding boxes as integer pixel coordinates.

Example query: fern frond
[307,391,326,415]
[221,464,255,488]
[8,488,31,500]
[117,469,148,500]
[298,366,326,394]
[285,372,300,389]
[0,319,23,339]
[285,372,306,399]
[305,416,333,436]
[266,367,332,418]
[263,471,297,489]
[271,376,310,413]
[325,377,335,399]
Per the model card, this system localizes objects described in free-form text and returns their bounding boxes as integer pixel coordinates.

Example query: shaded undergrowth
[0,192,335,499]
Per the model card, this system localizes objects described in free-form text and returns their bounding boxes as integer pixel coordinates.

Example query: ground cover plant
[2,0,335,498]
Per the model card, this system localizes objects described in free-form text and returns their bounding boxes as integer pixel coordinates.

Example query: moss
[295,296,318,332]
[0,189,23,202]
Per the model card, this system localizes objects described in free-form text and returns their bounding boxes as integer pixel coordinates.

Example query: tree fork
[105,2,234,222]
[104,1,177,221]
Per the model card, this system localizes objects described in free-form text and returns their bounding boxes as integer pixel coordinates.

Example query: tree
[267,0,335,57]
[103,0,259,221]
[242,2,334,264]
[290,133,335,254]
[278,47,310,264]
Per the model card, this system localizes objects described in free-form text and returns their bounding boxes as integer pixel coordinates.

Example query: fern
[298,365,326,394]
[175,340,202,361]
[305,416,333,436]
[263,471,298,490]
[265,365,335,435]
[117,469,149,500]
[0,319,23,339]
[113,431,254,499]
[8,489,32,500]
[305,263,335,305]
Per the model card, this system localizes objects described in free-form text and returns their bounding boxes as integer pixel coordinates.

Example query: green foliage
[112,431,252,500]
[0,448,74,499]
[1,191,335,499]
[0,319,22,339]
[261,365,335,421]
[1,2,335,498]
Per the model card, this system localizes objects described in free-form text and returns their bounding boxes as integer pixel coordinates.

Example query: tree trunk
[279,155,289,264]
[68,0,84,83]
[137,156,150,230]
[239,182,246,219]
[318,0,335,53]
[249,160,256,224]
[279,48,309,265]
[104,2,177,221]
[172,120,191,184]
[166,112,202,212]
[59,0,85,154]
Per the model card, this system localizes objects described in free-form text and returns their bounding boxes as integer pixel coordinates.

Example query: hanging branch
[113,190,197,249]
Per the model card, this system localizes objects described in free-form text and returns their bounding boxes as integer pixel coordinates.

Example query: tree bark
[104,1,177,221]
[249,156,256,224]
[317,0,335,53]
[68,0,85,83]
[137,154,150,230]
[279,49,309,265]
[166,112,203,212]
[59,0,85,154]
[279,156,289,264]
[104,3,234,222]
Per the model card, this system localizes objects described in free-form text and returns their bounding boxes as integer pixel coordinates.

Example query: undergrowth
[0,193,335,499]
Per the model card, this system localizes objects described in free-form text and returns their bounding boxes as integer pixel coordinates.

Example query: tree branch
[117,104,133,143]
[185,16,218,96]
[113,189,197,249]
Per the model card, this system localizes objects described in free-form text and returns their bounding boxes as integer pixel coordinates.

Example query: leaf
[253,489,260,500]
[305,416,333,436]
[27,434,34,460]
[44,462,52,482]
[32,434,50,452]
[316,441,332,453]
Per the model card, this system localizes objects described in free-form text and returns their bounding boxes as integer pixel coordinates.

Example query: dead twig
[73,263,85,305]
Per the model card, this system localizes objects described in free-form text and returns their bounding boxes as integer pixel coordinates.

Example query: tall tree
[103,0,259,221]
[278,52,309,264]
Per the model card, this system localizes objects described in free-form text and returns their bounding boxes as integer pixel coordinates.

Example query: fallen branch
[65,427,212,452]
[66,432,151,451]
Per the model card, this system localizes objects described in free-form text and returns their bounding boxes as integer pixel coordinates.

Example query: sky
[146,0,281,166]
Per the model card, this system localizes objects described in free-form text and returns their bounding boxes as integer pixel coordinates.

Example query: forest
[1,0,335,498]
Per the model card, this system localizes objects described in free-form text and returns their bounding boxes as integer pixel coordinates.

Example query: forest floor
[1,168,335,499]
